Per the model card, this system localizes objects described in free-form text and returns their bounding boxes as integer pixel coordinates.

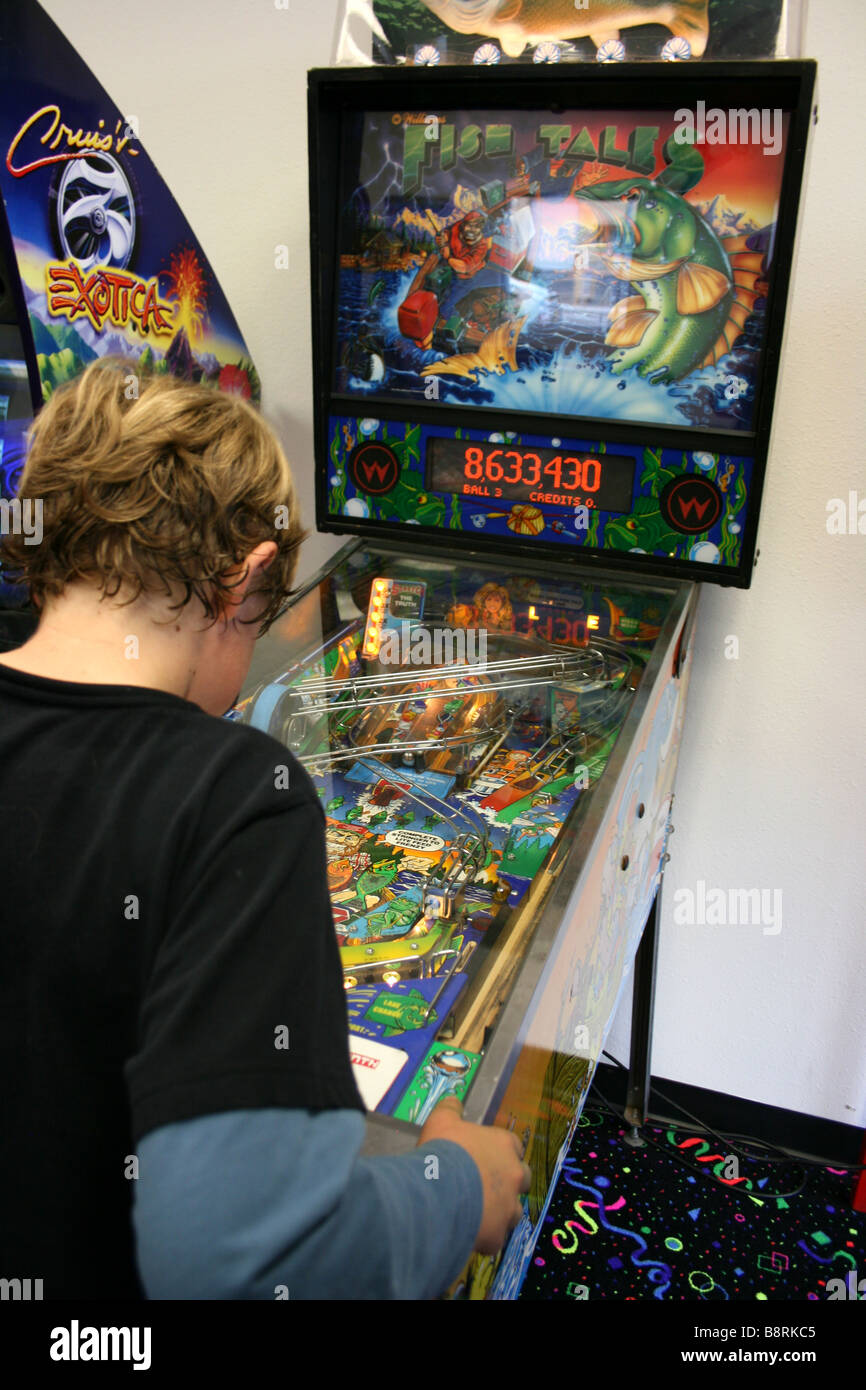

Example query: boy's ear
[246,541,278,578]
[246,542,278,607]
[225,542,278,606]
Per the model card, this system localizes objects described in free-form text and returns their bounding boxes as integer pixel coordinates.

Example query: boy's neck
[0,582,207,702]
[0,561,266,717]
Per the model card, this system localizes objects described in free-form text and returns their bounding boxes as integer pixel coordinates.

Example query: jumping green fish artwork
[573,138,767,384]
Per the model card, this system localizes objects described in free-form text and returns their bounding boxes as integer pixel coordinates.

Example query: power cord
[584,1051,865,1201]
[587,1084,809,1200]
[600,1049,866,1170]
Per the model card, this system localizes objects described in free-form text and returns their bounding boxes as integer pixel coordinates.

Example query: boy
[0,360,528,1300]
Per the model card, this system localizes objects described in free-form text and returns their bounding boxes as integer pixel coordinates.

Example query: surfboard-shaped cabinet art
[0,0,259,603]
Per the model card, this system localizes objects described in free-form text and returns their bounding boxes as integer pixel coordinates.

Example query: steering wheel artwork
[50,153,138,272]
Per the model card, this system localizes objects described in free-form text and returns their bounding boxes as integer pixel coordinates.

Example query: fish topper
[335,0,796,66]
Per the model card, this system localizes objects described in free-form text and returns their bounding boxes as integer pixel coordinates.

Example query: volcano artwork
[333,106,789,435]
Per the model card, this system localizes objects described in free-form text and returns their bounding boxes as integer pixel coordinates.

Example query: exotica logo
[46,262,175,337]
[673,103,784,156]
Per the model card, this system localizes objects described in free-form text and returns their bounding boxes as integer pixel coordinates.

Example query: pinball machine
[238,60,815,1298]
[0,3,816,1303]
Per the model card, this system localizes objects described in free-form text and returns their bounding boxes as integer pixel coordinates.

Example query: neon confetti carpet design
[518,1107,866,1301]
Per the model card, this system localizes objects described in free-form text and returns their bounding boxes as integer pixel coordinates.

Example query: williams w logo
[0,1276,43,1299]
[360,460,392,487]
[660,475,723,536]
[348,442,400,496]
[677,495,713,523]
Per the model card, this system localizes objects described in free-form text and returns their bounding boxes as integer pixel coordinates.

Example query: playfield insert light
[332,636,356,681]
[587,614,600,631]
[362,577,427,660]
[363,578,390,659]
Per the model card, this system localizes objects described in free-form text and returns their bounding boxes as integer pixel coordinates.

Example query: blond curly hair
[1,360,305,633]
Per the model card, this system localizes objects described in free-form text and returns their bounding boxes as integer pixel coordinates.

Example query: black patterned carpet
[519,1102,866,1301]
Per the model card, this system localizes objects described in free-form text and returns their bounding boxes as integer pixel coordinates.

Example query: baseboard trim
[590,1062,863,1166]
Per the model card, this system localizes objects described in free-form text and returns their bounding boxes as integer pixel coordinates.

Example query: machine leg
[623,886,661,1135]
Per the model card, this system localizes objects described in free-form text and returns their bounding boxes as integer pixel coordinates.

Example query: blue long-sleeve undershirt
[132,1107,483,1300]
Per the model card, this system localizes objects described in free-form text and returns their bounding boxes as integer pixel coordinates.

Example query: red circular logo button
[348,442,400,496]
[659,474,723,535]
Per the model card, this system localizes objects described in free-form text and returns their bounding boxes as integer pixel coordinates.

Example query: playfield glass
[234,544,675,1117]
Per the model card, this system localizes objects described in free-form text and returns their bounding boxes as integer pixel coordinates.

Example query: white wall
[41,0,866,1127]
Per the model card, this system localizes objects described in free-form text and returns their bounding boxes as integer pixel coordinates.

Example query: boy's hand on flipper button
[419,1097,531,1255]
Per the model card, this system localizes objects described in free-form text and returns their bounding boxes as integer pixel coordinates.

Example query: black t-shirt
[0,664,364,1300]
